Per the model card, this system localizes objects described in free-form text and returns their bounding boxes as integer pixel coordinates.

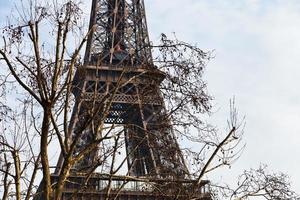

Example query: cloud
[146,0,300,191]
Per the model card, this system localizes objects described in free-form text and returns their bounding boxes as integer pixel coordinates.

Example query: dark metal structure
[35,0,211,199]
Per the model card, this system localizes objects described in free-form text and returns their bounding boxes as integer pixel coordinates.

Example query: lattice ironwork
[40,0,212,199]
[82,93,162,105]
[51,0,189,177]
[84,0,153,66]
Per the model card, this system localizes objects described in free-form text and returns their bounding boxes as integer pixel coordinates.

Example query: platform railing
[51,173,211,196]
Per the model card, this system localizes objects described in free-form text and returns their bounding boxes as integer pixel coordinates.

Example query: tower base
[34,173,211,200]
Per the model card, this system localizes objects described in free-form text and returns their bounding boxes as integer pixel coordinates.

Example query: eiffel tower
[35,0,211,199]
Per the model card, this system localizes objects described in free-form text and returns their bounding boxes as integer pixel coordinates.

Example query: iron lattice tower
[35,0,211,199]
[61,0,188,177]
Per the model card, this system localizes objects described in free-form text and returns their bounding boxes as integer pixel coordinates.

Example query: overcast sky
[1,0,299,194]
[144,0,300,192]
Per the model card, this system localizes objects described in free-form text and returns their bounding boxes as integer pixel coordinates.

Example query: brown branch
[0,50,42,104]
[50,22,63,100]
[1,154,11,200]
[24,154,41,200]
[196,127,236,186]
[28,21,48,102]
[50,111,66,157]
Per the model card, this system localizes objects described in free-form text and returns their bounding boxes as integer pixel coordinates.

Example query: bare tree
[212,164,299,200]
[0,1,298,200]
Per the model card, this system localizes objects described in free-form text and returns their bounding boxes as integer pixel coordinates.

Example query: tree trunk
[12,150,21,200]
[41,106,52,200]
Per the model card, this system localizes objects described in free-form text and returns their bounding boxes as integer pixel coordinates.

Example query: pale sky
[144,0,300,192]
[1,0,300,195]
